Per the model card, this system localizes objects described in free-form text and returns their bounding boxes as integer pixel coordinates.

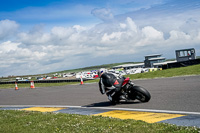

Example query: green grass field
[0,110,199,133]
[127,64,200,80]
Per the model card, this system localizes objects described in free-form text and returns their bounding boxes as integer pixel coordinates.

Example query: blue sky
[0,0,200,76]
[0,0,169,28]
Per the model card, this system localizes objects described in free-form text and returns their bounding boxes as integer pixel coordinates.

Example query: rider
[98,68,125,102]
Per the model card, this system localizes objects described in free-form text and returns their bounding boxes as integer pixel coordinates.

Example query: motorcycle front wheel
[129,86,151,102]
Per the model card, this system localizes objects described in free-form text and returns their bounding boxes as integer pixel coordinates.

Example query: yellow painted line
[93,110,185,123]
[21,107,66,112]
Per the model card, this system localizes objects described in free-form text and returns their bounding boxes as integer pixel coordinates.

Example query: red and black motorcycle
[107,77,151,103]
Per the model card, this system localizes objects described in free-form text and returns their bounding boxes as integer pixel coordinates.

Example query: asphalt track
[1,75,200,127]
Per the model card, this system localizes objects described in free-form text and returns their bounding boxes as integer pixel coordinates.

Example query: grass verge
[0,110,199,133]
[127,64,200,80]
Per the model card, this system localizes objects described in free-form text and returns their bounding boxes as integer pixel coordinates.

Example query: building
[112,63,144,70]
[153,60,177,68]
[144,54,165,68]
[163,48,199,69]
[175,48,196,62]
[113,48,198,70]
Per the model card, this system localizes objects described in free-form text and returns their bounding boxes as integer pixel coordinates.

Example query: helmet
[98,68,107,77]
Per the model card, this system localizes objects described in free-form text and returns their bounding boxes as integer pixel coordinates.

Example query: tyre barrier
[0,79,92,84]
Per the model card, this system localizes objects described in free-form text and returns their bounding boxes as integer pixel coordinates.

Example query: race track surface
[0,75,200,113]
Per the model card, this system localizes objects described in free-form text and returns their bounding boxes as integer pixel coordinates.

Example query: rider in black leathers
[98,69,125,102]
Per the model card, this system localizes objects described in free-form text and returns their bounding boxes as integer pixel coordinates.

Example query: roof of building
[175,48,195,52]
[113,63,144,68]
[153,60,177,65]
[144,54,162,57]
[148,57,166,61]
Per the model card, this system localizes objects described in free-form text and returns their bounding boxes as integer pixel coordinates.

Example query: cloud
[0,19,19,40]
[101,32,123,42]
[51,26,75,40]
[0,41,20,53]
[126,17,138,33]
[142,26,163,39]
[169,30,191,41]
[91,8,114,22]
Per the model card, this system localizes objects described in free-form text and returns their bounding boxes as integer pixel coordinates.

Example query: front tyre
[129,86,151,102]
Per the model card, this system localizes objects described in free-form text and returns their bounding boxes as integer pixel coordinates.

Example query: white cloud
[101,32,123,42]
[91,8,114,22]
[120,23,127,29]
[18,32,51,45]
[0,41,20,53]
[142,26,164,40]
[169,30,191,40]
[51,26,75,39]
[131,26,164,47]
[0,20,19,40]
[73,25,87,32]
[126,17,138,33]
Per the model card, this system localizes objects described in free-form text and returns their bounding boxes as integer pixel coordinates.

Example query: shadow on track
[83,101,141,107]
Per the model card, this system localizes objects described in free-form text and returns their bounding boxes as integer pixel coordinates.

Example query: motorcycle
[106,77,151,103]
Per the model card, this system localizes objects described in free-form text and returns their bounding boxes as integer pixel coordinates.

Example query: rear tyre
[129,86,151,102]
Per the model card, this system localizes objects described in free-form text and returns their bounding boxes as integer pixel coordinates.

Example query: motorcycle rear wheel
[129,86,151,102]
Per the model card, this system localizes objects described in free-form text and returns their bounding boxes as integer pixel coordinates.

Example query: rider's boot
[106,89,116,102]
[108,95,113,101]
[119,95,126,100]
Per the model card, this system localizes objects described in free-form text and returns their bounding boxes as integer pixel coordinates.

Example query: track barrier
[0,79,92,85]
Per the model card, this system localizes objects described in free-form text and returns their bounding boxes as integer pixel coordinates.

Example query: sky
[0,0,200,76]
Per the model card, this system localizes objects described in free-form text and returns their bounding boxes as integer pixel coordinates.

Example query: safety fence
[0,79,91,84]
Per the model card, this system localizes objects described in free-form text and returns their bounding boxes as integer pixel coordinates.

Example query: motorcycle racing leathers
[98,72,125,102]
